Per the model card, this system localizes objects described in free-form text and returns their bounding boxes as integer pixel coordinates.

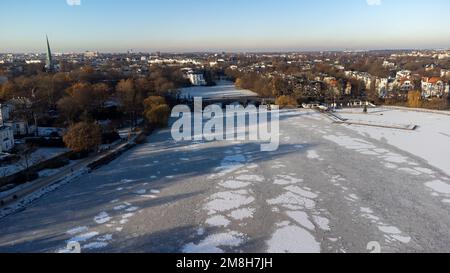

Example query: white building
[396,70,412,80]
[435,53,450,60]
[345,71,373,89]
[345,82,352,95]
[84,51,99,58]
[398,79,415,92]
[0,126,14,153]
[382,61,396,69]
[0,104,12,124]
[0,102,34,137]
[421,77,448,98]
[25,60,42,64]
[4,121,33,136]
[441,69,450,78]
[425,64,438,72]
[375,78,389,98]
[188,72,207,86]
[148,58,201,65]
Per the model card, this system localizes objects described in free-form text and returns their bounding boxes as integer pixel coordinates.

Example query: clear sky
[1,0,450,53]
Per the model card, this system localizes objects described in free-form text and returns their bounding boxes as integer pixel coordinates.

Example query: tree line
[0,65,187,153]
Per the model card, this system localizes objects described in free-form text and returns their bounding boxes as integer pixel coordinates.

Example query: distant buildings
[25,60,42,64]
[342,66,449,99]
[148,58,201,65]
[84,51,99,58]
[434,52,450,60]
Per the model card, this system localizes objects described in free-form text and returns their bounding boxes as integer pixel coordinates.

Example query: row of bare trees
[0,65,186,124]
[0,65,187,153]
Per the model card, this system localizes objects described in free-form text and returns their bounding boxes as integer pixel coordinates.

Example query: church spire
[45,34,54,72]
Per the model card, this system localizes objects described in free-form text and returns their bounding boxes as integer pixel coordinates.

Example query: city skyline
[1,0,450,53]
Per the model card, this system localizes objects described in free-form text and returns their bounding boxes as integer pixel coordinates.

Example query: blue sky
[1,0,450,53]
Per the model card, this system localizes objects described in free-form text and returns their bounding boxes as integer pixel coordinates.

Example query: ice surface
[267,224,320,253]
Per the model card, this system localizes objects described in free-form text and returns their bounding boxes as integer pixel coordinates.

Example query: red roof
[423,77,442,84]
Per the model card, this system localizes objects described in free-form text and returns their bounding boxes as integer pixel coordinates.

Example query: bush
[422,98,449,110]
[144,96,167,107]
[63,122,102,153]
[145,104,171,127]
[143,96,171,127]
[407,91,422,108]
[275,96,298,109]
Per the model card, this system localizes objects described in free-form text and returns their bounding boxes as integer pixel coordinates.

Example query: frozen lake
[180,80,258,100]
[2,108,450,253]
[336,107,450,176]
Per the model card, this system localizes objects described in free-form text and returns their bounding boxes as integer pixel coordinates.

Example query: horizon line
[2,48,450,55]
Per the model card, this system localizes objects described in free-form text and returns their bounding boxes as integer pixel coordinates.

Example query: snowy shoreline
[336,107,450,176]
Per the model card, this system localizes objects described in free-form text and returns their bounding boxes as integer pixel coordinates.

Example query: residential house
[344,82,352,95]
[393,70,415,93]
[435,52,450,60]
[345,71,373,89]
[396,70,412,80]
[0,125,14,153]
[382,61,396,69]
[324,77,341,95]
[182,69,207,86]
[0,104,13,124]
[425,64,438,72]
[421,77,448,98]
[375,78,389,98]
[441,69,450,78]
[398,78,415,92]
[0,101,34,137]
[188,72,207,86]
[4,120,33,137]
